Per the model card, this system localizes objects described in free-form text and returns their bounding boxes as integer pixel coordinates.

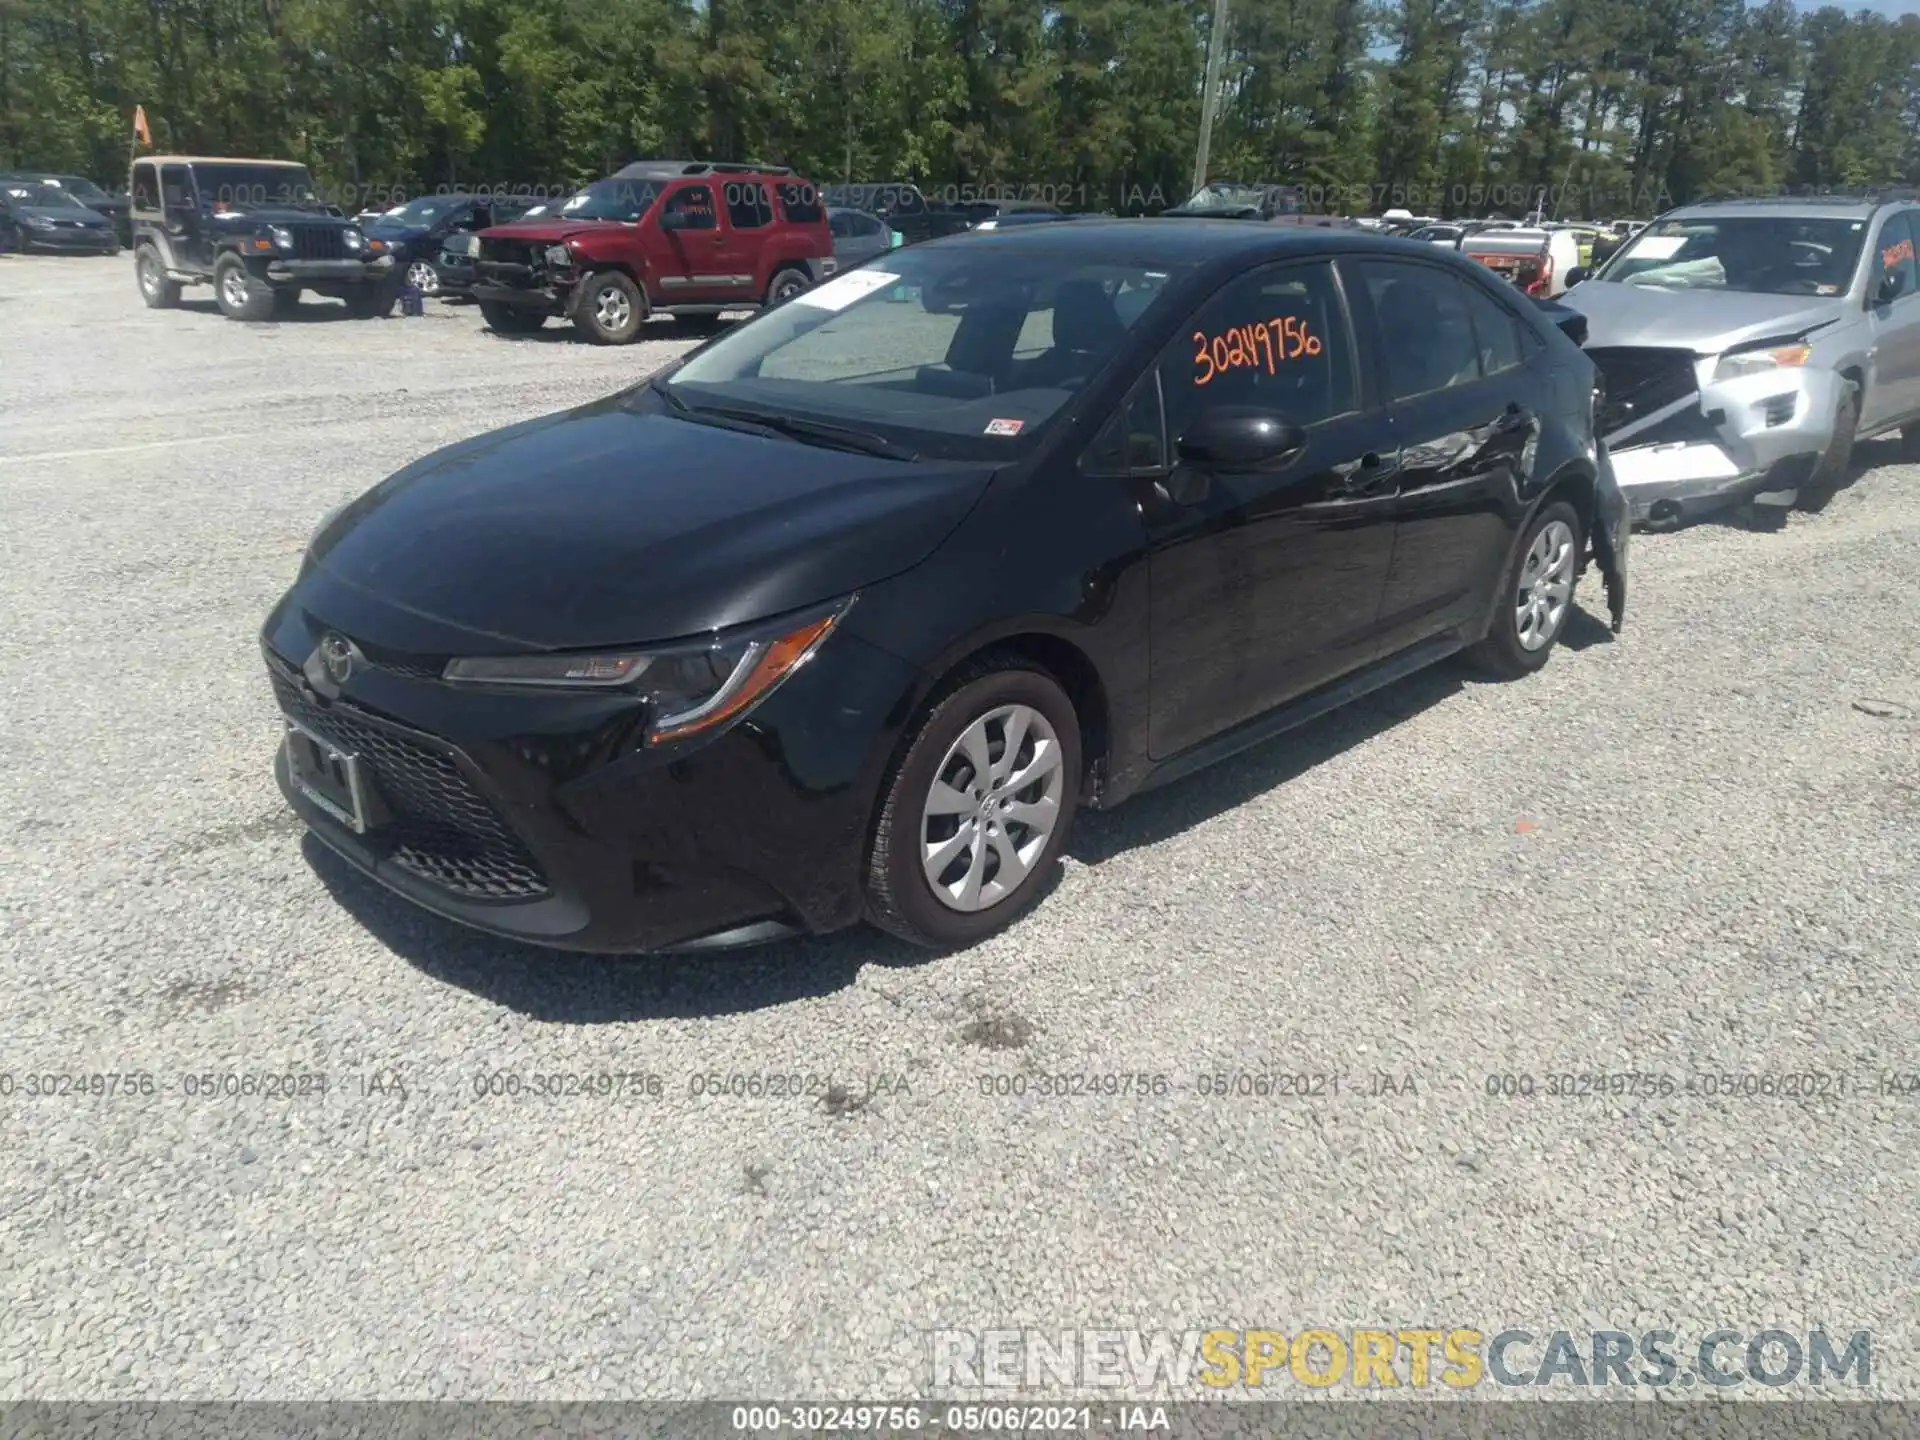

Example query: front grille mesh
[290,226,348,260]
[269,664,550,901]
[1587,346,1699,439]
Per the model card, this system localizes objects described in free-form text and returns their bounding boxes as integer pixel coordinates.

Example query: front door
[159,163,203,270]
[1140,258,1400,759]
[655,181,733,304]
[1863,210,1920,432]
[1347,257,1542,652]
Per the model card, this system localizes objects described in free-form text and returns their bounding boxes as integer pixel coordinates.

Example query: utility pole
[1191,0,1230,197]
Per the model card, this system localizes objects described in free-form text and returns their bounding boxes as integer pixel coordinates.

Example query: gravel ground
[1,253,1917,1403]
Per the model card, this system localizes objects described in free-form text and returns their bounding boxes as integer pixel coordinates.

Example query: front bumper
[470,279,567,314]
[260,604,920,954]
[263,255,395,284]
[22,227,116,251]
[1606,364,1844,524]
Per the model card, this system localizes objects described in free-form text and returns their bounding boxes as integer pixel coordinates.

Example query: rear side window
[725,180,773,230]
[131,163,159,211]
[1456,277,1526,374]
[775,180,823,225]
[1875,211,1918,301]
[1352,259,1483,401]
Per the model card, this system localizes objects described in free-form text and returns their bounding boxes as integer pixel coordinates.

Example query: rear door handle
[1333,449,1401,494]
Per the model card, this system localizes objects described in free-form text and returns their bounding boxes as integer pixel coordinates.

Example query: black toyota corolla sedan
[265,222,1628,953]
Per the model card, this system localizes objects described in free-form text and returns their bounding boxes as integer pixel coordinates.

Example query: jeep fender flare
[139,230,184,273]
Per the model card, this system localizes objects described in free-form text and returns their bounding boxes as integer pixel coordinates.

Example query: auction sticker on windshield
[795,271,900,311]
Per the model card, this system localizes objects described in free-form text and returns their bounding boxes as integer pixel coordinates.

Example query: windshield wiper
[652,383,918,460]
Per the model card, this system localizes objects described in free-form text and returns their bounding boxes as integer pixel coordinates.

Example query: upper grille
[290,226,348,260]
[1587,346,1699,440]
[268,662,550,902]
[477,239,544,286]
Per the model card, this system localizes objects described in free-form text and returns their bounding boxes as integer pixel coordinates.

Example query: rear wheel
[1796,387,1857,512]
[136,246,181,308]
[213,255,275,322]
[1465,500,1583,679]
[480,301,548,334]
[572,270,645,344]
[865,659,1081,949]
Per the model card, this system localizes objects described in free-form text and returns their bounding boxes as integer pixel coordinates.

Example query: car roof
[1662,198,1882,221]
[137,156,311,168]
[913,216,1486,268]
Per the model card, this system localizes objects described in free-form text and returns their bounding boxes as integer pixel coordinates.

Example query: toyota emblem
[318,632,357,686]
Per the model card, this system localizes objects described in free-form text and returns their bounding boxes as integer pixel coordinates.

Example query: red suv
[469,161,836,343]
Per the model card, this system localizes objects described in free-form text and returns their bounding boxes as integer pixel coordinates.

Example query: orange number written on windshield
[1193,315,1323,386]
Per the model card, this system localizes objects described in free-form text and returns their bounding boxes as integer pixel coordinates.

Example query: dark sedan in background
[0,181,119,254]
[266,222,1625,956]
[366,193,537,295]
[0,171,129,244]
[432,198,548,298]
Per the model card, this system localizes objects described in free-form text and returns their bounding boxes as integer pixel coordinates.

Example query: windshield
[1595,216,1868,296]
[374,195,461,228]
[659,247,1189,461]
[47,176,111,202]
[557,179,661,222]
[196,164,320,209]
[6,183,89,210]
[1184,183,1261,209]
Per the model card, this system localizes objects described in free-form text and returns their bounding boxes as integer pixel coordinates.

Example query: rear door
[1863,209,1920,431]
[1347,257,1541,655]
[719,180,775,302]
[1139,257,1401,758]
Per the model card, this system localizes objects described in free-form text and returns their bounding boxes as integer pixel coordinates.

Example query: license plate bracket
[284,721,372,834]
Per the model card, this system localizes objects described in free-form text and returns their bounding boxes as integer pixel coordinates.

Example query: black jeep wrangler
[130,156,398,320]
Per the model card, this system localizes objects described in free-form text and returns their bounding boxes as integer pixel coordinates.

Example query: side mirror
[1875,270,1905,306]
[1563,266,1588,289]
[1177,408,1307,472]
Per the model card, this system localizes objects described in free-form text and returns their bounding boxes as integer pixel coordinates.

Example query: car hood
[208,206,345,227]
[302,394,996,652]
[1558,281,1841,353]
[366,220,428,239]
[16,205,106,223]
[480,219,614,244]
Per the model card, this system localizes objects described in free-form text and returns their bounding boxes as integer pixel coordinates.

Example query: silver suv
[1559,193,1920,526]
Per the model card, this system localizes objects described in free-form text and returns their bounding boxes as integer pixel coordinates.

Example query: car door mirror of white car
[1874,269,1905,306]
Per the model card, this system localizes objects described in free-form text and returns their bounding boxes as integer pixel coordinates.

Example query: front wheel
[480,301,547,334]
[1796,388,1857,512]
[213,255,276,322]
[572,271,645,344]
[404,259,440,295]
[865,659,1081,949]
[1464,500,1583,679]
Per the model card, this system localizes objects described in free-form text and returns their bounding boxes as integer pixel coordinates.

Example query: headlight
[442,599,854,745]
[268,225,294,251]
[1713,342,1811,382]
[342,228,365,251]
[544,244,573,267]
[24,215,54,230]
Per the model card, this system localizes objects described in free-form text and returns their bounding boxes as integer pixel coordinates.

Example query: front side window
[1083,376,1167,475]
[1872,211,1918,302]
[160,164,191,210]
[1352,259,1483,401]
[191,164,319,209]
[661,183,717,230]
[131,163,159,210]
[1594,216,1868,297]
[1158,259,1357,443]
[661,247,1188,461]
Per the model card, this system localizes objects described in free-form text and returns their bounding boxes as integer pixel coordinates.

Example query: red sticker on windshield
[985,418,1025,436]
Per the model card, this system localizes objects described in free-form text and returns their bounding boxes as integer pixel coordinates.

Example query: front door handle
[1332,450,1401,494]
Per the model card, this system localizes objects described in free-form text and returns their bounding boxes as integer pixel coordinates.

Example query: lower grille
[1588,346,1699,440]
[477,240,545,287]
[268,664,550,902]
[290,226,348,260]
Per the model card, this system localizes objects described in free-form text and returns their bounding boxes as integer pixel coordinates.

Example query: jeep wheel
[573,271,645,344]
[136,246,181,309]
[214,255,275,322]
[765,266,810,307]
[480,301,547,335]
[404,260,440,295]
[1795,387,1857,513]
[346,279,398,319]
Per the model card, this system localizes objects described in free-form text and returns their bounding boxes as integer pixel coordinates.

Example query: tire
[675,312,728,335]
[480,301,547,334]
[1464,499,1584,679]
[135,245,181,308]
[765,266,810,307]
[345,279,398,319]
[865,658,1082,949]
[1900,424,1920,463]
[213,254,275,322]
[403,259,440,295]
[271,287,301,319]
[1796,387,1857,513]
[571,270,645,344]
